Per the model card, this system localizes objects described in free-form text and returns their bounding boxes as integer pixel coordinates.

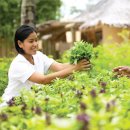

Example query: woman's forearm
[42,65,76,84]
[29,59,90,84]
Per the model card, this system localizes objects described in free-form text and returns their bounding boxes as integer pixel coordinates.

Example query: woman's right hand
[74,59,91,71]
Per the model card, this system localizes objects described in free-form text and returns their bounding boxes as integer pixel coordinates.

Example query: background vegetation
[0,0,62,42]
[1,39,130,129]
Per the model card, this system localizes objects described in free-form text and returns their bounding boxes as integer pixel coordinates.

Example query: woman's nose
[33,41,38,46]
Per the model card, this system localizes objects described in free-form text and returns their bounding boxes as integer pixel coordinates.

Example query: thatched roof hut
[37,0,130,58]
[74,0,130,44]
[37,20,82,41]
[73,0,130,27]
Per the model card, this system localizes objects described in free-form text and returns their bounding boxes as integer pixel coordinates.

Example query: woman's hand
[74,59,91,71]
[113,66,130,78]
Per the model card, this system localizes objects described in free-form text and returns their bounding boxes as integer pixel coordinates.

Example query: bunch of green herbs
[69,41,93,64]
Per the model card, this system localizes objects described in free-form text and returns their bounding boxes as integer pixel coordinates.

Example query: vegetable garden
[0,40,130,130]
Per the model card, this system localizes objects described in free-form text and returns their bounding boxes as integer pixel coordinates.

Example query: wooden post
[71,27,75,46]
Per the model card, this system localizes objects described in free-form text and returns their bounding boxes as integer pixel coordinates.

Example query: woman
[2,25,91,102]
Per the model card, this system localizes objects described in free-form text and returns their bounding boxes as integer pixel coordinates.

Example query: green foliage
[69,41,93,64]
[91,43,130,72]
[0,0,21,39]
[118,29,130,43]
[36,0,62,23]
[1,40,130,129]
[0,58,12,96]
[0,0,62,41]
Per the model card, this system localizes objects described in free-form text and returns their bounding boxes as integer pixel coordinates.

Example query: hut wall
[59,42,71,55]
[102,24,124,43]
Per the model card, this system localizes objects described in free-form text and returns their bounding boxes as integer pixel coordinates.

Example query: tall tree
[21,0,36,27]
[21,0,62,27]
[36,0,62,23]
[0,0,21,57]
[0,0,21,39]
[0,0,62,40]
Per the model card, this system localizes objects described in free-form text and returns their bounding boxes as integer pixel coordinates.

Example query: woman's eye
[29,41,33,43]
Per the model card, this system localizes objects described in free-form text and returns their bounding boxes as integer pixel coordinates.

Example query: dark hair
[14,25,37,54]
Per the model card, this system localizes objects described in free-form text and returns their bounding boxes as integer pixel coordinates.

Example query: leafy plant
[1,40,130,130]
[69,41,93,64]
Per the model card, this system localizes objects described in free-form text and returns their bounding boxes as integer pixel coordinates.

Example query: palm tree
[21,0,36,27]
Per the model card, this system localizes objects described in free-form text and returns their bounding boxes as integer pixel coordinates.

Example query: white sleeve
[9,62,35,83]
[37,51,55,74]
[43,54,55,74]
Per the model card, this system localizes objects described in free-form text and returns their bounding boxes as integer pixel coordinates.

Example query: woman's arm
[49,60,90,72]
[28,59,91,84]
[49,62,76,71]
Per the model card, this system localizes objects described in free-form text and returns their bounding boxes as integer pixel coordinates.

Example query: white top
[2,51,54,101]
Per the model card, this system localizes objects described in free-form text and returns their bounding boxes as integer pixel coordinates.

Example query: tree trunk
[21,0,36,27]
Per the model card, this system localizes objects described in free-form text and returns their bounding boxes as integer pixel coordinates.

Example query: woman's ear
[18,40,23,48]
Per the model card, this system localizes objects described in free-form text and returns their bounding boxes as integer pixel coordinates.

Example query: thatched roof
[36,20,82,41]
[37,20,68,35]
[74,0,130,30]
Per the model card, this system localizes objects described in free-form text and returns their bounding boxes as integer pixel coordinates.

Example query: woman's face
[19,31,38,55]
